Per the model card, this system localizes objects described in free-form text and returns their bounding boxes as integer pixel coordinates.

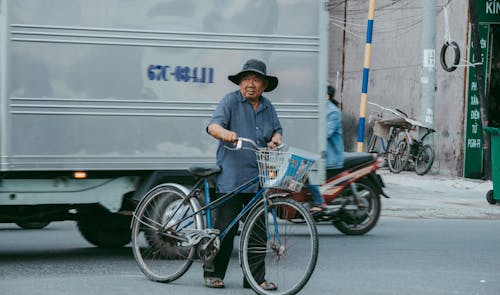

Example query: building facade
[327,0,500,178]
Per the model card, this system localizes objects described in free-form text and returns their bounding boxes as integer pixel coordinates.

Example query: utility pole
[356,0,376,152]
[419,0,436,144]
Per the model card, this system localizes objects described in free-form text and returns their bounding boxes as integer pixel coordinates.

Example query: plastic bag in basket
[265,147,319,191]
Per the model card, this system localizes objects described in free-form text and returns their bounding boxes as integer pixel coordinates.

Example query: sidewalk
[378,169,500,219]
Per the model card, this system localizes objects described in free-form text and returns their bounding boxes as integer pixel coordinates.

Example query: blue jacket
[326,100,344,169]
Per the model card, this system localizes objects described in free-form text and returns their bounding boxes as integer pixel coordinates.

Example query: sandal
[260,281,278,291]
[309,205,326,215]
[205,277,225,288]
[243,280,278,291]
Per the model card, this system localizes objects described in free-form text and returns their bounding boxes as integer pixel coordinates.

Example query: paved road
[1,218,500,295]
[1,172,499,294]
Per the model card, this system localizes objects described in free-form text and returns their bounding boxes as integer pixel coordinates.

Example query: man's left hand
[267,133,282,149]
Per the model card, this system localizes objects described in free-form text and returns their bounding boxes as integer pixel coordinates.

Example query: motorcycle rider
[309,85,344,215]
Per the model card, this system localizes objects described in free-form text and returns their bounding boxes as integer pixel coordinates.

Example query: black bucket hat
[228,59,278,92]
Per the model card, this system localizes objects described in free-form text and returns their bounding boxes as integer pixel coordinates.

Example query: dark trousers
[203,193,266,284]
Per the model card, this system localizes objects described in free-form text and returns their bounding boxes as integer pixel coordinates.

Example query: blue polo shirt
[209,90,283,193]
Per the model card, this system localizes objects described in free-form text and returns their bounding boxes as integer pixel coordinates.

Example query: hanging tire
[440,41,460,72]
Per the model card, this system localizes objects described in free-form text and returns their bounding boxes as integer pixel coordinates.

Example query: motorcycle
[291,152,389,235]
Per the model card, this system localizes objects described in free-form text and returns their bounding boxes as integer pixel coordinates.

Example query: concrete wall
[327,0,469,176]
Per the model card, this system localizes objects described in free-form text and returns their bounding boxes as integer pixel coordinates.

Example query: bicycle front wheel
[415,144,435,175]
[131,184,201,282]
[388,137,409,173]
[239,197,318,295]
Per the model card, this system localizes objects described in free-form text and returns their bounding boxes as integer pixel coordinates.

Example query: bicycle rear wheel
[415,144,435,175]
[239,197,318,295]
[131,184,201,282]
[366,122,377,153]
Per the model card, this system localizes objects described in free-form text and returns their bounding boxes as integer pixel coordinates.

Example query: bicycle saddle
[188,165,222,177]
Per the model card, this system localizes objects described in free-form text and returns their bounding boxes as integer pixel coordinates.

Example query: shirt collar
[237,91,268,112]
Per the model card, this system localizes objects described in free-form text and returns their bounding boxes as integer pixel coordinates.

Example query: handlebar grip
[236,137,259,149]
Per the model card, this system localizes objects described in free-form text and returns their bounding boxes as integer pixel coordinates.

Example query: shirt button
[256,127,259,130]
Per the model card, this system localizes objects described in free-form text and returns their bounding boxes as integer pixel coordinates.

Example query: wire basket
[256,148,318,192]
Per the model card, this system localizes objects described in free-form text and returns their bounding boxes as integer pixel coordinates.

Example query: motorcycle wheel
[332,178,381,235]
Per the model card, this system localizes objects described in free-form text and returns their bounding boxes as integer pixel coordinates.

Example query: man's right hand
[220,130,238,142]
[207,123,237,142]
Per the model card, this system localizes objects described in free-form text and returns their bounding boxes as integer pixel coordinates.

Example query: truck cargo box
[0,0,328,247]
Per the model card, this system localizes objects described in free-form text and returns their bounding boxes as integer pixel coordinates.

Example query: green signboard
[478,0,500,23]
[464,1,500,178]
[464,24,489,179]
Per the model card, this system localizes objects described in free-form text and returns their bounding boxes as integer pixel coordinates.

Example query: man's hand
[220,130,238,143]
[207,124,237,143]
[267,133,282,149]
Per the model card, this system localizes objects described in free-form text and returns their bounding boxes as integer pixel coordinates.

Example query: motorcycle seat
[342,152,375,170]
[326,152,375,179]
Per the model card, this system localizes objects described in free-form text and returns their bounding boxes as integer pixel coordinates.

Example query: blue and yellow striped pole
[357,0,376,152]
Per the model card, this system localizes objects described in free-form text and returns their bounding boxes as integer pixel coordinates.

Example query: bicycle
[366,102,412,170]
[366,102,435,175]
[130,137,319,295]
[388,124,436,175]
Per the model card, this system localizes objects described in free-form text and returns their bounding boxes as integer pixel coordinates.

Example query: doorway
[487,24,500,127]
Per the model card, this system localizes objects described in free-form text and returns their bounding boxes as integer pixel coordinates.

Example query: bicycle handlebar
[368,102,407,118]
[235,137,259,150]
[226,137,285,151]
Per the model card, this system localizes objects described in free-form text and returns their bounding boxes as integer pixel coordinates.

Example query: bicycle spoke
[240,198,318,295]
[131,185,199,283]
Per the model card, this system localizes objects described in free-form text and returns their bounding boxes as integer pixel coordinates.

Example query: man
[204,59,282,290]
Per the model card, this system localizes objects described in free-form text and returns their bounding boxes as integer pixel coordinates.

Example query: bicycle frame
[161,174,274,242]
[369,122,405,155]
[131,137,319,293]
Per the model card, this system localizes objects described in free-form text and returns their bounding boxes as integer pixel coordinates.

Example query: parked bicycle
[389,123,436,175]
[366,102,436,175]
[367,102,406,158]
[131,137,319,295]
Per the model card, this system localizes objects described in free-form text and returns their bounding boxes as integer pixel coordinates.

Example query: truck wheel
[16,221,51,229]
[77,207,132,248]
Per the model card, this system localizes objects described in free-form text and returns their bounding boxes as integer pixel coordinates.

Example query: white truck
[0,0,328,247]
